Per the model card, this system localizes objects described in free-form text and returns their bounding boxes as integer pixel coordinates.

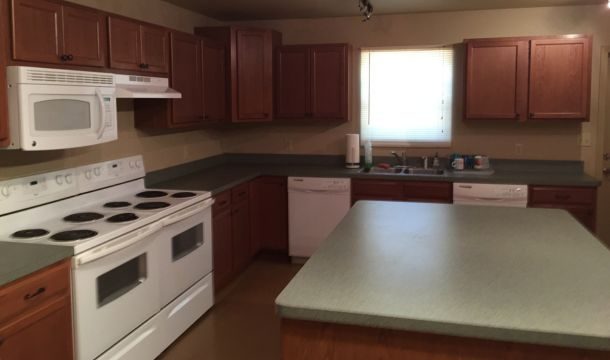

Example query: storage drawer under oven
[158,200,213,307]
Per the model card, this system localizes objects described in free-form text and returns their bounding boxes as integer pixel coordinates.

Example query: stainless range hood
[114,74,182,99]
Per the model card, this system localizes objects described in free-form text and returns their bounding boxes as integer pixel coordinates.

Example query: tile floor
[158,258,301,360]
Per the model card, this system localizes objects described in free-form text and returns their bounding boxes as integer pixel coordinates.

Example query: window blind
[360,47,454,147]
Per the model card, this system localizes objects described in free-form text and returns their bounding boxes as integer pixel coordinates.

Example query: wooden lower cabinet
[281,319,610,360]
[249,176,288,254]
[212,191,233,292]
[231,196,251,273]
[0,260,73,360]
[528,185,597,232]
[352,179,452,205]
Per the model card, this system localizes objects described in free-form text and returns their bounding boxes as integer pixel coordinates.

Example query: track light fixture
[359,0,374,21]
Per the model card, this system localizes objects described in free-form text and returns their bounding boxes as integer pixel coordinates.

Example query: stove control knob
[85,170,92,179]
[65,174,73,184]
[129,160,135,169]
[135,160,143,168]
[55,175,63,186]
[1,186,9,198]
[93,167,101,177]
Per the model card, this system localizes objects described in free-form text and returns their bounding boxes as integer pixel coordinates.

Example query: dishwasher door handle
[289,188,349,195]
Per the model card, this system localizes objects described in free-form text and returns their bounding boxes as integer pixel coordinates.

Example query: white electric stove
[0,155,215,360]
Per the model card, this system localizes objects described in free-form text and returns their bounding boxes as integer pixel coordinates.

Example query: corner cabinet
[528,185,597,232]
[195,26,281,123]
[275,44,350,122]
[10,0,107,67]
[108,16,169,74]
[464,35,592,122]
[0,260,73,360]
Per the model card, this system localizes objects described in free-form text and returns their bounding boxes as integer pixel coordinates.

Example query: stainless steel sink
[361,167,445,176]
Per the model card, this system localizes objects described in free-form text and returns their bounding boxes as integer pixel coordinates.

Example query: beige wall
[0,0,224,180]
[223,5,610,175]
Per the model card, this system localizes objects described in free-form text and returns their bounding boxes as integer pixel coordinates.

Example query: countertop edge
[276,304,610,352]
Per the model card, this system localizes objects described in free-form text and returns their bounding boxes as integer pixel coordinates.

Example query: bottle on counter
[364,140,373,170]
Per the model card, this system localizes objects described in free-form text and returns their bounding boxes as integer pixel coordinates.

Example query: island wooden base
[281,319,610,360]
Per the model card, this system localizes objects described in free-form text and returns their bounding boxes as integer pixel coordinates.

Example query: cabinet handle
[24,287,46,300]
[139,63,147,69]
[60,54,69,61]
[67,54,74,61]
[263,113,269,118]
[529,113,535,119]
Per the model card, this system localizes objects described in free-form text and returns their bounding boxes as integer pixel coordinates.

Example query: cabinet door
[250,177,288,254]
[213,209,233,292]
[232,200,251,273]
[310,44,348,120]
[465,40,529,120]
[61,5,106,67]
[235,29,273,121]
[170,32,203,127]
[275,46,310,119]
[108,16,141,71]
[140,25,169,74]
[11,0,63,64]
[0,12,8,147]
[529,37,591,120]
[202,40,227,124]
[0,296,73,360]
[403,182,453,203]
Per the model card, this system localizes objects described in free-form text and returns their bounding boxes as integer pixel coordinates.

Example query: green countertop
[151,163,599,195]
[275,201,610,351]
[0,243,72,287]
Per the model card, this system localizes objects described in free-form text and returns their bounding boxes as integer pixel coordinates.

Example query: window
[360,47,454,147]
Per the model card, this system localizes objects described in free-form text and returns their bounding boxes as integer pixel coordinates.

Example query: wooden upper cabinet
[202,40,227,124]
[61,5,106,67]
[11,0,62,64]
[170,32,203,127]
[195,26,281,123]
[529,37,591,120]
[275,46,310,118]
[141,26,170,73]
[235,29,273,121]
[275,44,350,122]
[1,3,8,147]
[310,44,349,120]
[464,35,592,122]
[11,0,105,67]
[108,16,141,71]
[465,40,529,120]
[109,16,169,74]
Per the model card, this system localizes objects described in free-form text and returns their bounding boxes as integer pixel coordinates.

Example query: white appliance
[0,155,214,360]
[288,177,351,258]
[114,74,182,99]
[5,66,117,151]
[453,183,528,208]
[345,134,360,169]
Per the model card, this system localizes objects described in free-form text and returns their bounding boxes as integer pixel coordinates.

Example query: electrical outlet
[515,143,524,156]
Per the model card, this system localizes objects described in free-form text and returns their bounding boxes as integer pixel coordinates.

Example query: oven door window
[97,254,147,308]
[33,99,92,131]
[172,224,204,262]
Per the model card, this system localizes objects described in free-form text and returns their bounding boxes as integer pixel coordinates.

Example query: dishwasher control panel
[453,183,528,207]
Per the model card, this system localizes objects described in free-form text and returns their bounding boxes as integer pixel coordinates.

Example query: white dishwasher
[288,177,351,259]
[453,183,528,207]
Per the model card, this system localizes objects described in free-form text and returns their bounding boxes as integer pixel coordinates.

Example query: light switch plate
[581,131,592,147]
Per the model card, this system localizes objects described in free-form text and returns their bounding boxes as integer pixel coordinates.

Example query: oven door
[14,84,117,150]
[159,199,214,306]
[72,222,162,360]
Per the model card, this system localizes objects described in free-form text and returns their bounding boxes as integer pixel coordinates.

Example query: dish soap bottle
[364,140,373,170]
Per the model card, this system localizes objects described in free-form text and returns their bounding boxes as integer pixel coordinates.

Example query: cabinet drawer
[352,179,403,197]
[403,182,452,203]
[231,183,250,204]
[0,260,70,324]
[213,191,232,215]
[529,186,596,205]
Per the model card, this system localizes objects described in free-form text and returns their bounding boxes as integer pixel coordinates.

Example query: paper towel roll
[345,134,360,169]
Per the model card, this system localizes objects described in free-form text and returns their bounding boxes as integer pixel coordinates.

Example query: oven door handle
[162,198,214,227]
[73,221,163,267]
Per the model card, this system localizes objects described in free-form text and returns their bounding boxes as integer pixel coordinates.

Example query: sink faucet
[391,151,407,166]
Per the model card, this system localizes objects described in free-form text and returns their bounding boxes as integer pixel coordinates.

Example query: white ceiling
[163,0,605,21]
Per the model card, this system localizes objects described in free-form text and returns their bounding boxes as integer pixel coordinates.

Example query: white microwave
[4,66,118,151]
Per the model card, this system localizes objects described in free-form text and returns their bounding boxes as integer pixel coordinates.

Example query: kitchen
[1,0,610,359]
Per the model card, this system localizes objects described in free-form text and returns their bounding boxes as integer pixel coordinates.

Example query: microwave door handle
[95,88,107,140]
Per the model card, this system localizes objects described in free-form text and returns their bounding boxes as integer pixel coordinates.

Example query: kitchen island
[276,201,610,359]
